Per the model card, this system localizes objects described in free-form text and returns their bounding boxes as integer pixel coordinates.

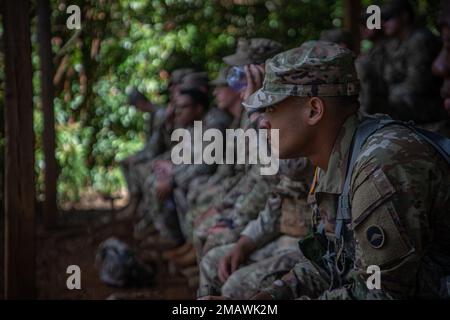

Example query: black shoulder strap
[335,116,450,241]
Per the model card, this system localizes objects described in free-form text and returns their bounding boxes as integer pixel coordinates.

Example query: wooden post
[2,0,36,299]
[38,0,58,228]
[344,0,362,54]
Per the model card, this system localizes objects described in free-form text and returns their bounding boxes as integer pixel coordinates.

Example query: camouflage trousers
[198,235,301,299]
[183,173,243,243]
[192,171,274,259]
[139,174,184,244]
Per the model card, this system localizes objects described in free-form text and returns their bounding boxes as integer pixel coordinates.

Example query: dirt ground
[35,208,195,300]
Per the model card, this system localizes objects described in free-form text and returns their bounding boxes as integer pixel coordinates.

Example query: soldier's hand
[241,64,265,101]
[218,236,255,283]
[197,295,231,300]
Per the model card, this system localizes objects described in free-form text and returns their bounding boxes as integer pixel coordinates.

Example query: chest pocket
[280,197,311,238]
[351,168,415,268]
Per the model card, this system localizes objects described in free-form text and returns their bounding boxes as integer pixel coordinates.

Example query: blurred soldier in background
[380,0,447,129]
[163,39,283,285]
[164,66,243,263]
[119,68,193,219]
[189,39,283,260]
[138,72,233,253]
[357,10,390,115]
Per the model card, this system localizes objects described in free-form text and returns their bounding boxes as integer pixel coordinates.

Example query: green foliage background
[0,0,441,204]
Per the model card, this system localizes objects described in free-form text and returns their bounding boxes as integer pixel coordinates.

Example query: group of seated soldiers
[116,0,450,300]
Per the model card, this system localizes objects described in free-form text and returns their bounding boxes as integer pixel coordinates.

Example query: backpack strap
[336,116,450,242]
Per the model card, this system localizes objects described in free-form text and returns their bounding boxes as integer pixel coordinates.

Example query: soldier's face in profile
[174,94,197,128]
[433,24,450,114]
[261,97,312,159]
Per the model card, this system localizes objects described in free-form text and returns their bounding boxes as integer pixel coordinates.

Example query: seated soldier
[138,74,233,252]
[184,38,284,268]
[203,41,450,300]
[380,0,447,132]
[119,68,193,220]
[198,158,314,299]
[163,66,243,263]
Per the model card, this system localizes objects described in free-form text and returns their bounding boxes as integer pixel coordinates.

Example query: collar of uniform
[314,112,360,195]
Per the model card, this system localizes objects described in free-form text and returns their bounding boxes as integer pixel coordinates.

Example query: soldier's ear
[306,97,324,126]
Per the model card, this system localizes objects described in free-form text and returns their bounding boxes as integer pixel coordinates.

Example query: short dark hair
[128,89,148,106]
[179,88,209,110]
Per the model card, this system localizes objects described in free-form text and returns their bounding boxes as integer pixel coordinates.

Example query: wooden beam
[344,0,362,54]
[38,0,58,228]
[2,0,36,299]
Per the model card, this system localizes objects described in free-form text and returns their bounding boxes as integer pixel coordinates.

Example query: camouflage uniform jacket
[264,112,450,299]
[173,107,233,189]
[241,159,314,247]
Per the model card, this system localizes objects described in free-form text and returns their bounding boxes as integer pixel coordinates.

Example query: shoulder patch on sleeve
[353,202,415,267]
[351,168,415,267]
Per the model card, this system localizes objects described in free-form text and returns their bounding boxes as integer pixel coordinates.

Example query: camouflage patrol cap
[223,38,283,66]
[170,68,195,85]
[210,66,230,86]
[179,71,209,91]
[242,41,360,111]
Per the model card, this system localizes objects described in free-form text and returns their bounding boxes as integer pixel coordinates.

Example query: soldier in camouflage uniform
[202,40,450,300]
[198,158,315,299]
[380,0,447,130]
[163,66,245,262]
[138,73,233,248]
[120,69,193,219]
[186,39,283,262]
